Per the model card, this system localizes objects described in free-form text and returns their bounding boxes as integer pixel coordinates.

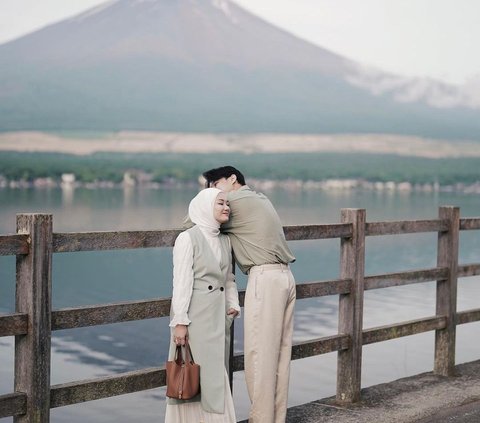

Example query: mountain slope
[0,0,479,138]
[0,0,352,72]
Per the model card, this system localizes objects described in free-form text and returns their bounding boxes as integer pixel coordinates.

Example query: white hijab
[188,188,223,236]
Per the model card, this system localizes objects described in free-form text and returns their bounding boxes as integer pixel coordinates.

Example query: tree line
[1,151,479,185]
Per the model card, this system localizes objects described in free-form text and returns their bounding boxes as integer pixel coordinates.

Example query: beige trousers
[244,264,296,423]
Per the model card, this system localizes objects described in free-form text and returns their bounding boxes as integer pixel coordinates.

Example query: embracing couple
[165,166,296,423]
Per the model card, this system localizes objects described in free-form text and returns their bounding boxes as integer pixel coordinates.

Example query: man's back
[222,185,295,274]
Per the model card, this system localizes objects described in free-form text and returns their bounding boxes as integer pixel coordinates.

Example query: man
[203,166,296,423]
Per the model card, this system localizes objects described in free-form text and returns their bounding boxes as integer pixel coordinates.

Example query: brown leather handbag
[166,340,200,400]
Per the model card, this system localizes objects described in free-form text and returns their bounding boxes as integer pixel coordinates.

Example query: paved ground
[240,360,480,423]
[414,400,480,423]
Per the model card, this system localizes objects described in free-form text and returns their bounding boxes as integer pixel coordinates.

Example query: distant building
[397,182,413,192]
[61,173,76,184]
[123,170,153,187]
[33,177,56,188]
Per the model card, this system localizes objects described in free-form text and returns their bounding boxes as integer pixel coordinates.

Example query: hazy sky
[0,0,478,85]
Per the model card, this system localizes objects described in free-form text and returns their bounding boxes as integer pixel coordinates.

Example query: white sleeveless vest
[167,225,233,413]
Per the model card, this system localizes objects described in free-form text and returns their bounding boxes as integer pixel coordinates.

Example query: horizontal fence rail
[457,263,480,277]
[362,316,447,345]
[284,223,352,240]
[0,393,27,419]
[50,367,165,409]
[460,218,480,230]
[457,308,480,325]
[0,234,29,256]
[365,219,449,236]
[0,209,479,422]
[364,267,449,290]
[53,230,182,253]
[0,313,28,337]
[51,298,171,330]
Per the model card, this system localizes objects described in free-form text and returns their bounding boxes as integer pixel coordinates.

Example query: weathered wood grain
[365,219,448,236]
[460,218,480,231]
[434,207,459,377]
[0,392,27,418]
[51,298,171,330]
[296,279,352,298]
[15,214,53,423]
[364,267,449,291]
[284,224,352,240]
[457,264,480,278]
[43,218,480,254]
[50,367,165,408]
[237,289,245,307]
[2,207,478,418]
[53,229,182,252]
[291,334,351,359]
[228,254,236,390]
[231,353,245,372]
[0,234,29,256]
[363,316,447,345]
[337,208,366,404]
[0,313,28,337]
[232,334,351,372]
[457,308,480,325]
[239,278,351,306]
[52,224,355,253]
[228,320,235,391]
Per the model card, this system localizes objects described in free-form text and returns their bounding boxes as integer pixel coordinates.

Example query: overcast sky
[0,0,478,85]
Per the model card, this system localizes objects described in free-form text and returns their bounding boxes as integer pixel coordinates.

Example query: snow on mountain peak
[72,0,238,25]
[72,0,119,23]
[347,64,480,109]
[211,0,237,24]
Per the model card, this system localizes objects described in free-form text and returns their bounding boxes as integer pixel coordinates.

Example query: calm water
[1,187,479,422]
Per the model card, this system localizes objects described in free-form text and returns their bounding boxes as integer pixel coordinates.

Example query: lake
[1,186,479,422]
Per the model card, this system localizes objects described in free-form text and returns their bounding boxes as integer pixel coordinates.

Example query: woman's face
[213,192,230,224]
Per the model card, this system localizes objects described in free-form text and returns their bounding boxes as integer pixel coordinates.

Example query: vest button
[220,287,224,292]
[208,285,213,290]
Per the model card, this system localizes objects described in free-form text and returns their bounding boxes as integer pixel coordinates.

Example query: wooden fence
[0,206,480,422]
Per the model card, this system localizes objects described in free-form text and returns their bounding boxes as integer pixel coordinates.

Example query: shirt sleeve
[169,232,194,327]
[225,237,241,316]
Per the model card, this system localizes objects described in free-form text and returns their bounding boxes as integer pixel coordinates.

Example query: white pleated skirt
[164,370,236,423]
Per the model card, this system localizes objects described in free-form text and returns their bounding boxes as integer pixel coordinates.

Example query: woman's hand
[173,325,188,346]
[227,308,239,318]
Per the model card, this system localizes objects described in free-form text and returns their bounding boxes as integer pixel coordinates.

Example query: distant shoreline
[2,133,480,192]
[1,131,480,159]
[2,177,480,195]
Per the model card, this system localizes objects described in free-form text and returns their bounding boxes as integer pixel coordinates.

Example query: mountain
[0,0,479,139]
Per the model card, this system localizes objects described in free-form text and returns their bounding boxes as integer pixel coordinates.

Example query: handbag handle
[184,339,195,364]
[173,345,183,366]
[173,339,195,366]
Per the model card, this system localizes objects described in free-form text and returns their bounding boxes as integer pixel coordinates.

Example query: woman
[165,188,240,423]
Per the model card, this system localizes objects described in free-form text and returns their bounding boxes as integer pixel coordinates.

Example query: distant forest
[1,151,479,185]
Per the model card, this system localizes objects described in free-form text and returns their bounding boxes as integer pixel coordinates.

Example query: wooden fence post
[337,208,366,403]
[15,214,53,423]
[228,322,235,392]
[434,206,459,376]
[228,254,236,393]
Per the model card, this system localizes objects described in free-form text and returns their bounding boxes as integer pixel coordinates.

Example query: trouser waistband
[248,263,290,274]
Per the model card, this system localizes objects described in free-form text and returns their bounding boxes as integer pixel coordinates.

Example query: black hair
[202,166,246,187]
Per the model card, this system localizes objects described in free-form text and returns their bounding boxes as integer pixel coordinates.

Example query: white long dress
[164,370,236,423]
[164,227,239,423]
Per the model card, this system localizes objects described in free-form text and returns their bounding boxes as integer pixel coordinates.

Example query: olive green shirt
[222,185,295,274]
